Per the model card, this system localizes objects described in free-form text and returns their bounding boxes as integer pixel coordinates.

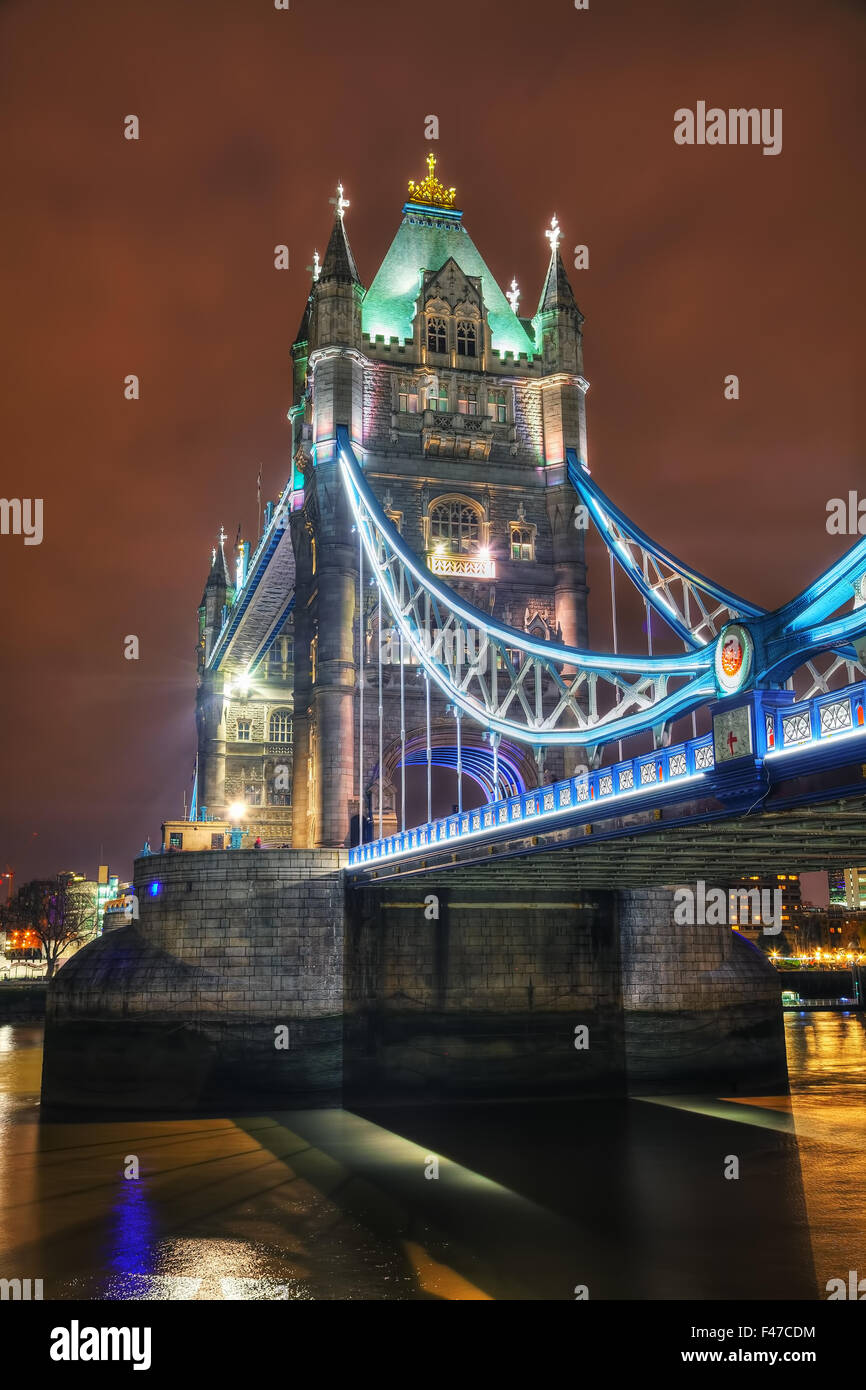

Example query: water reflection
[0,1015,862,1299]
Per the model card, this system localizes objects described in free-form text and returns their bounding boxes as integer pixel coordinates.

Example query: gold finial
[407,153,457,208]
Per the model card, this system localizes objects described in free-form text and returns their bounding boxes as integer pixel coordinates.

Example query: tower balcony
[428,548,496,580]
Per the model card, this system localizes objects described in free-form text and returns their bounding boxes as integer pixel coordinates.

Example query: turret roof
[362,208,537,358]
[319,209,362,286]
[537,246,580,316]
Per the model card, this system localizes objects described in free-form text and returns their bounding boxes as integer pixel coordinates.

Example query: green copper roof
[362,208,537,359]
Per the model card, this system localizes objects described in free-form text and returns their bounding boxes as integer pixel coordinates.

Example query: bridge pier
[343,877,625,1104]
[617,887,788,1094]
[40,856,788,1114]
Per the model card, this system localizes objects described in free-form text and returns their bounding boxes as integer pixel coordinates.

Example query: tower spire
[537,213,579,315]
[318,183,361,285]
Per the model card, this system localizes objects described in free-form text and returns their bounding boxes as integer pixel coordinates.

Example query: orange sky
[1,0,863,879]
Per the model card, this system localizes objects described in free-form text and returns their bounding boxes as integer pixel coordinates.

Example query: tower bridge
[42,158,866,1114]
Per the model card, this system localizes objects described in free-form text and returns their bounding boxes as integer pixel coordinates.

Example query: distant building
[843,866,866,909]
[2,868,125,978]
[725,872,801,940]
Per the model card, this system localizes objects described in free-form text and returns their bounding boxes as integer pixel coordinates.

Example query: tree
[4,878,99,979]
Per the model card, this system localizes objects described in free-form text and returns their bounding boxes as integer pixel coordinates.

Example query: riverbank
[0,982,46,1020]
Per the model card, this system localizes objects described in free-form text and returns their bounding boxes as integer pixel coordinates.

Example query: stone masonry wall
[617,887,789,1093]
[40,859,789,1114]
[344,878,624,1103]
[41,849,346,1112]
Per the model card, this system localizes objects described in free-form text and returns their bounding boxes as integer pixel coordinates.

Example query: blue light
[149,881,161,897]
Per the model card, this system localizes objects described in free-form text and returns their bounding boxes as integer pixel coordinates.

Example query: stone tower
[195,521,296,843]
[288,159,590,848]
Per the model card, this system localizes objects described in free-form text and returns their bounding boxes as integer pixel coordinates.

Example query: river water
[1,1013,864,1300]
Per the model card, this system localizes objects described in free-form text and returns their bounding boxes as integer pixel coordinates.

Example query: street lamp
[227,802,245,850]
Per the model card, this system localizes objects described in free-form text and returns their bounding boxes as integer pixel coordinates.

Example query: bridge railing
[766,682,866,757]
[349,728,715,868]
[347,679,866,869]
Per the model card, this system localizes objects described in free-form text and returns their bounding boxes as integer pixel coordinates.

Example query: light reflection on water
[0,1014,862,1300]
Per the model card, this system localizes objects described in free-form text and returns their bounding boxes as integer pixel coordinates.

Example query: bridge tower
[290,187,365,847]
[289,160,591,847]
[196,531,234,816]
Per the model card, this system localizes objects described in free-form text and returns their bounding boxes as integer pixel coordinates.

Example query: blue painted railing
[348,681,866,869]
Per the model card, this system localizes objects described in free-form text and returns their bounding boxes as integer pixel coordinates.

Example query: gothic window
[457,321,477,357]
[310,535,317,575]
[269,710,293,743]
[236,718,252,741]
[487,389,508,423]
[310,634,318,684]
[269,636,292,670]
[425,382,448,412]
[526,613,551,640]
[245,783,262,806]
[210,832,224,849]
[398,381,419,413]
[268,785,292,807]
[457,386,478,415]
[430,498,481,554]
[427,317,448,354]
[510,527,534,561]
[385,508,403,533]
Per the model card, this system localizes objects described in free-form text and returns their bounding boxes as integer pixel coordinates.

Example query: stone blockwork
[42,849,346,1112]
[617,887,789,1093]
[344,877,624,1103]
[40,855,788,1113]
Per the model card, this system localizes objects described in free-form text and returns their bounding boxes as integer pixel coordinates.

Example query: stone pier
[40,852,788,1112]
[41,849,346,1112]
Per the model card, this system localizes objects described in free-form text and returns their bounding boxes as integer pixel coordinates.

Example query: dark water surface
[1,1014,864,1300]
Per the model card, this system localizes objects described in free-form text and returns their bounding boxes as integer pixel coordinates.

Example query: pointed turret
[203,528,232,595]
[533,215,584,376]
[309,183,364,352]
[537,246,579,315]
[294,291,312,349]
[318,189,361,286]
[198,528,235,668]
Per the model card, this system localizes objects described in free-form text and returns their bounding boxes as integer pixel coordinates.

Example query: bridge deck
[349,681,866,878]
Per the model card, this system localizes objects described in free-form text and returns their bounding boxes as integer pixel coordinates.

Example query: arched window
[430,498,481,554]
[457,321,477,357]
[510,527,534,561]
[427,317,448,354]
[269,710,293,744]
[397,378,418,413]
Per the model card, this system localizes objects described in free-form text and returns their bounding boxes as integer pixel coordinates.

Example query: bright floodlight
[227,802,245,822]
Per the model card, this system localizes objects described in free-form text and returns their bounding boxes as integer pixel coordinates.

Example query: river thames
[1,1013,864,1301]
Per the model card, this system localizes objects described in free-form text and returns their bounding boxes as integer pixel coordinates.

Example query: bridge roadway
[347,795,866,891]
[348,681,866,886]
